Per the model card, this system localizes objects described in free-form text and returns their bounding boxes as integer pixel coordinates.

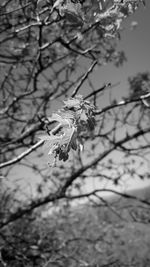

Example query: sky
[119,1,150,74]
[91,1,150,192]
[4,1,150,198]
[92,1,150,100]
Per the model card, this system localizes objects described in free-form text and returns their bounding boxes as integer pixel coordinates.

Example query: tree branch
[0,140,44,169]
[1,126,150,227]
[71,60,98,98]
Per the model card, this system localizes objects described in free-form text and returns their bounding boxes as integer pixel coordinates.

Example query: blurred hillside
[1,185,150,267]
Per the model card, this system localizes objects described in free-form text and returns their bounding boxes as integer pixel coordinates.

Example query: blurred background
[1,1,150,266]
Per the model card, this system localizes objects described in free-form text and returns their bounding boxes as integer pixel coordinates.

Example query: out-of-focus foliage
[1,193,150,267]
[129,72,150,107]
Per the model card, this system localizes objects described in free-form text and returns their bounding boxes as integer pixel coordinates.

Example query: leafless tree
[0,2,150,265]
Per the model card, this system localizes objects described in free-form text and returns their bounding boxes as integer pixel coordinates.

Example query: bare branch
[71,60,98,97]
[0,140,44,169]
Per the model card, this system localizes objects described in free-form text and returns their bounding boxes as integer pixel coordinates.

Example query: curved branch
[95,93,150,115]
[71,60,98,97]
[66,188,150,205]
[0,140,44,169]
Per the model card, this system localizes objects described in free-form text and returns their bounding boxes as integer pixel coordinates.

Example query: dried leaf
[60,0,84,26]
[50,113,71,126]
[38,94,96,166]
[38,134,62,155]
[63,95,82,110]
[62,127,78,150]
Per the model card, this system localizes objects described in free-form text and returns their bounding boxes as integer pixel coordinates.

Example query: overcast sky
[92,1,150,100]
[6,1,150,196]
[83,2,150,192]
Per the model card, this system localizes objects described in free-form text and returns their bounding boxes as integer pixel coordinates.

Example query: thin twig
[95,92,150,115]
[66,188,150,206]
[71,60,97,97]
[84,82,112,100]
[0,140,44,169]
